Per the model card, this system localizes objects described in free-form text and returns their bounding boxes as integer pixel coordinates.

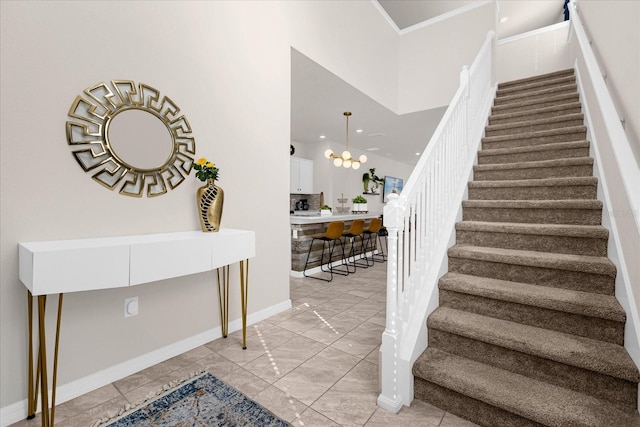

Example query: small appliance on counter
[295,199,309,211]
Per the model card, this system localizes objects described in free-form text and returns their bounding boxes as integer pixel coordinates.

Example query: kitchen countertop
[290,212,382,224]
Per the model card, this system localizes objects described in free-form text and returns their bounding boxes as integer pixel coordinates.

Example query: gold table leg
[27,291,63,427]
[216,266,230,338]
[27,292,35,419]
[215,261,249,349]
[240,259,249,350]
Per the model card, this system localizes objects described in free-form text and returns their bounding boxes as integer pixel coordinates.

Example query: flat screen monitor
[383,176,403,201]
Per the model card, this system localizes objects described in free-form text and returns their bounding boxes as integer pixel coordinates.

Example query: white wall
[284,0,400,112]
[0,0,401,413]
[497,22,572,83]
[397,2,496,113]
[575,0,640,161]
[568,0,640,372]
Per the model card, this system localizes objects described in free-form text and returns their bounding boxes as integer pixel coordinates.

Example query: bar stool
[362,217,383,266]
[303,221,347,282]
[373,225,388,263]
[341,219,367,273]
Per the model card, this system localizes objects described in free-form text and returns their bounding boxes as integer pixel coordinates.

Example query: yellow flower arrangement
[193,157,220,182]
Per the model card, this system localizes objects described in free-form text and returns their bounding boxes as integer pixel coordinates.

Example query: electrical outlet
[124,297,138,318]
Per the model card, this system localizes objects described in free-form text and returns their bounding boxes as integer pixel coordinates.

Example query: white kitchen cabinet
[290,157,313,193]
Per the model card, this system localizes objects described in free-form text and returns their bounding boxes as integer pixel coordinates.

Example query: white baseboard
[0,299,292,427]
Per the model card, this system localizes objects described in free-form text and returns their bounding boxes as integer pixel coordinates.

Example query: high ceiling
[378,0,565,39]
[291,49,447,166]
[290,1,566,166]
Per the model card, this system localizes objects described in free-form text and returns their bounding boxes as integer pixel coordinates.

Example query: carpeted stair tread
[468,180,597,201]
[439,272,625,322]
[448,245,615,277]
[455,221,608,239]
[492,92,580,114]
[489,102,583,124]
[485,113,584,134]
[482,126,586,144]
[468,176,597,189]
[455,220,608,256]
[462,199,602,210]
[473,157,593,171]
[494,83,578,105]
[496,75,576,97]
[478,141,589,157]
[428,307,639,382]
[497,69,575,89]
[413,347,640,426]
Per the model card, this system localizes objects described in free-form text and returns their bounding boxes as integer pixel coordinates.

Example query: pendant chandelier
[324,112,367,170]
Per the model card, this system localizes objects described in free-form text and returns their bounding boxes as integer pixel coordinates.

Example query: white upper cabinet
[290,157,313,194]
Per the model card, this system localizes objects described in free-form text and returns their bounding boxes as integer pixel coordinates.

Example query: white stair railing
[378,31,496,413]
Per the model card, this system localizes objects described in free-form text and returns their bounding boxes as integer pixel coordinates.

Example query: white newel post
[378,193,403,412]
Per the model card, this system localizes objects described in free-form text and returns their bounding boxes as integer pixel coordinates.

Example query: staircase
[412,69,640,426]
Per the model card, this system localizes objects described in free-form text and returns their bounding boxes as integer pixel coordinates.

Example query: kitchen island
[290,212,382,276]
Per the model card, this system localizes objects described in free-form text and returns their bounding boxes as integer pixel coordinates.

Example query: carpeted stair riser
[448,246,615,290]
[439,289,623,344]
[489,102,583,125]
[413,377,544,427]
[496,75,577,97]
[439,273,625,321]
[428,328,636,411]
[492,92,580,114]
[462,200,603,225]
[473,158,594,181]
[482,127,587,150]
[473,157,593,181]
[494,84,578,106]
[448,256,614,294]
[477,142,590,165]
[455,225,608,256]
[448,246,616,293]
[485,114,584,137]
[467,179,597,200]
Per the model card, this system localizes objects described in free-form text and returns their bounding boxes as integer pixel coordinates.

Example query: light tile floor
[11,262,477,427]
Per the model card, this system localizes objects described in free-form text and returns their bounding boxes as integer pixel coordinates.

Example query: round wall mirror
[106,108,174,171]
[65,80,196,197]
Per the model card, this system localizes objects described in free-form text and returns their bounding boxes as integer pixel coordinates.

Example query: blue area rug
[99,372,290,426]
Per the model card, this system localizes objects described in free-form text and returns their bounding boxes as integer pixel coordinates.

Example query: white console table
[18,228,255,427]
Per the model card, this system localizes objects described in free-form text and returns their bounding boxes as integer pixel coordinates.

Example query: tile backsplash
[290,193,322,211]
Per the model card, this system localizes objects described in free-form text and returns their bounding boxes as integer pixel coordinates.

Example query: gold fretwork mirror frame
[66,80,195,197]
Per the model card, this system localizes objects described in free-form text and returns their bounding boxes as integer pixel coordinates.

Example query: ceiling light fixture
[324,112,367,170]
[499,16,508,23]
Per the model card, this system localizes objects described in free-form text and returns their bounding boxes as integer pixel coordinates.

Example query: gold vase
[197,179,224,232]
